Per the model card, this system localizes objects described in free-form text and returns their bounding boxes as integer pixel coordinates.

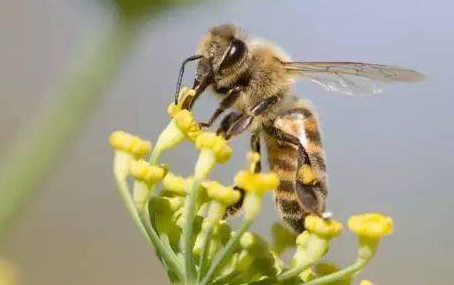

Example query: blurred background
[0,0,453,284]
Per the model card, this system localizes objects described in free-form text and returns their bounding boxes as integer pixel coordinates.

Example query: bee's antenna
[175,55,203,104]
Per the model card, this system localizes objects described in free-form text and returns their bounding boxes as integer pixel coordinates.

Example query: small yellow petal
[109,131,152,158]
[162,172,187,195]
[202,180,241,206]
[195,132,232,164]
[234,171,279,197]
[130,160,166,184]
[172,110,201,142]
[305,215,343,239]
[348,213,393,239]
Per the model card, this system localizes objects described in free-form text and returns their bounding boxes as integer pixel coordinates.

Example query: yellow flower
[162,172,187,196]
[167,87,196,117]
[172,110,201,142]
[359,280,374,285]
[109,130,152,158]
[234,171,279,197]
[348,213,393,239]
[202,181,241,206]
[165,88,200,142]
[130,159,166,185]
[195,132,232,164]
[305,215,343,239]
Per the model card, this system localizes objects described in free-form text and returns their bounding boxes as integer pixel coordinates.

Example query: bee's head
[175,24,248,109]
[197,24,248,73]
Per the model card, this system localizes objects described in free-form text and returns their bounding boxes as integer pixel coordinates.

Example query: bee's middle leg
[198,86,242,128]
[218,95,280,139]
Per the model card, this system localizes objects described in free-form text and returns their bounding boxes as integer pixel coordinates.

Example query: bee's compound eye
[220,39,246,70]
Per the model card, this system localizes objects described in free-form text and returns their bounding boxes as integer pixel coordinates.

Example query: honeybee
[175,24,424,232]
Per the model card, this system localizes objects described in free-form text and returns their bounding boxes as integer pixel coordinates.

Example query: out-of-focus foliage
[100,0,204,17]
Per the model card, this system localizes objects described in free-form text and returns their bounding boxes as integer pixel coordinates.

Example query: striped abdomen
[264,97,327,232]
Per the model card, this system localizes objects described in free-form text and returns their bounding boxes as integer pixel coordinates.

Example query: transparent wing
[284,61,425,95]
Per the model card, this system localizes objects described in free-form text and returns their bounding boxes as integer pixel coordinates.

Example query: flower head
[130,159,166,185]
[109,130,151,158]
[202,181,241,206]
[195,132,232,164]
[305,215,343,239]
[171,110,201,142]
[167,87,196,116]
[348,213,393,239]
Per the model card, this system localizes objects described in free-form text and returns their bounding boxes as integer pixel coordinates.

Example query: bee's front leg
[198,86,242,128]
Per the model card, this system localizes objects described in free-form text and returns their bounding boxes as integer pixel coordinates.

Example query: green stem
[200,219,253,285]
[197,226,214,281]
[182,177,201,283]
[295,259,368,285]
[137,209,185,280]
[0,14,141,237]
[116,175,184,281]
[149,148,163,165]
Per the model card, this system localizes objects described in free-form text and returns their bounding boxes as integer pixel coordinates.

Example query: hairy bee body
[185,24,423,232]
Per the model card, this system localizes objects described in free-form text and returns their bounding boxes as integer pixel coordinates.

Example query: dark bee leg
[216,111,242,137]
[226,132,261,216]
[220,95,280,139]
[198,86,242,128]
[262,123,323,216]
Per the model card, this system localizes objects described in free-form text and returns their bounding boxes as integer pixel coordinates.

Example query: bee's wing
[284,61,425,95]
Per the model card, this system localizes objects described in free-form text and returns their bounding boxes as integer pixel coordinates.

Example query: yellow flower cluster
[109,130,152,158]
[202,181,241,206]
[130,159,166,185]
[305,215,343,239]
[348,213,393,239]
[195,132,232,164]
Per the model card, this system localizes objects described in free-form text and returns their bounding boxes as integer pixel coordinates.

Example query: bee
[174,24,424,232]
